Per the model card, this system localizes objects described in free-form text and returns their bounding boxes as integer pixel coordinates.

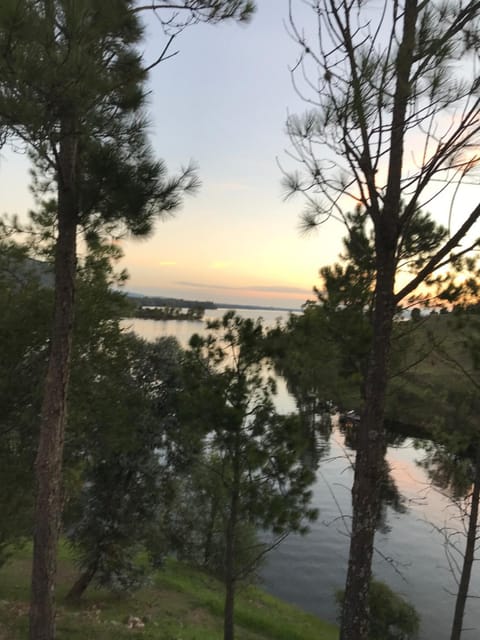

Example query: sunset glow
[0,0,478,309]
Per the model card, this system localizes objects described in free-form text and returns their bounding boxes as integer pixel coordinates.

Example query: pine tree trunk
[204,497,219,567]
[450,445,480,640]
[29,127,78,640]
[224,439,240,640]
[339,3,418,633]
[65,561,98,602]
[340,255,396,640]
[223,571,236,640]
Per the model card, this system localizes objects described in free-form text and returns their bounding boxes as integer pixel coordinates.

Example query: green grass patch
[0,548,338,640]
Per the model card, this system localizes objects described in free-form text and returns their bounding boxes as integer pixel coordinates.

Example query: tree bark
[204,496,219,567]
[224,569,236,640]
[339,2,419,636]
[340,250,397,640]
[65,561,98,603]
[29,125,78,640]
[450,445,480,640]
[224,439,240,640]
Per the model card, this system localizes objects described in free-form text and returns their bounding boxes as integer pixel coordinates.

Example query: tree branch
[395,203,480,303]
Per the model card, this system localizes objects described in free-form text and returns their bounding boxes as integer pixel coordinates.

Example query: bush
[336,579,420,640]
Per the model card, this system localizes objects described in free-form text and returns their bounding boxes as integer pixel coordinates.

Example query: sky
[0,1,478,309]
[0,0,346,309]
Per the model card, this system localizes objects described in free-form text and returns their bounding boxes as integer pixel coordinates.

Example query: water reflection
[336,421,407,534]
[125,315,480,640]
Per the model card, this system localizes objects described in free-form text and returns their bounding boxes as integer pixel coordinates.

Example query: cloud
[157,261,177,266]
[249,285,310,294]
[176,281,310,295]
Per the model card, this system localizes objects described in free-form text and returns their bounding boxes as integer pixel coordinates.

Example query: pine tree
[0,2,255,638]
[284,3,480,637]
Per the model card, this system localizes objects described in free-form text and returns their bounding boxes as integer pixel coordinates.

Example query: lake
[123,310,480,640]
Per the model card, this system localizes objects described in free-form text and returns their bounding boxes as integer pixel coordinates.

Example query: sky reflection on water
[126,314,480,640]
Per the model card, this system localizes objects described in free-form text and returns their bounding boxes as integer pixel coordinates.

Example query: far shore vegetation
[132,305,206,321]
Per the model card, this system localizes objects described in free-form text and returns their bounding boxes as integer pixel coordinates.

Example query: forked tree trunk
[29,127,78,640]
[450,445,480,640]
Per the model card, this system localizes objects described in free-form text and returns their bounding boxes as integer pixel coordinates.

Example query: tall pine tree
[0,2,255,638]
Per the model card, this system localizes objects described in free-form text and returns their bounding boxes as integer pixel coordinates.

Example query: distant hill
[2,260,300,314]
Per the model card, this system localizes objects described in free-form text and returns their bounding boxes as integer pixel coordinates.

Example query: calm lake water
[123,310,480,640]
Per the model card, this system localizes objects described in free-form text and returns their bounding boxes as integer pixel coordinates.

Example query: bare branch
[395,203,480,303]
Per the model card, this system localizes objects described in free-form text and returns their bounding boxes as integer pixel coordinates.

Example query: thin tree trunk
[65,560,98,602]
[224,440,240,640]
[450,445,480,640]
[340,256,396,640]
[224,570,236,640]
[29,126,78,640]
[204,497,219,567]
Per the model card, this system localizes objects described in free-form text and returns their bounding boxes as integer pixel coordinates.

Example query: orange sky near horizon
[0,1,478,309]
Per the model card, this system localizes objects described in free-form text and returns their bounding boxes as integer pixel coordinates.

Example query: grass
[386,313,479,432]
[0,547,338,640]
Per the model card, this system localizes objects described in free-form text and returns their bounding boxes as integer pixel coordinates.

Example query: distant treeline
[133,306,205,321]
[127,294,217,310]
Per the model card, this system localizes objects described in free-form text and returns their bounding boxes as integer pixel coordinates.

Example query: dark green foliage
[0,0,145,146]
[156,455,262,580]
[65,333,185,596]
[0,243,52,563]
[286,2,480,636]
[270,206,452,417]
[140,0,255,29]
[0,238,135,567]
[133,305,205,321]
[336,580,420,640]
[267,305,344,414]
[366,581,420,640]
[78,128,199,238]
[178,312,318,638]
[0,237,186,595]
[183,311,318,539]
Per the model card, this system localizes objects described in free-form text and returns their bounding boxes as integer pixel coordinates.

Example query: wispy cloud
[176,281,310,295]
[249,285,310,294]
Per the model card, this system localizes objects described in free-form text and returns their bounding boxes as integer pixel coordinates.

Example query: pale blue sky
[131,0,346,307]
[0,0,345,309]
[0,1,477,308]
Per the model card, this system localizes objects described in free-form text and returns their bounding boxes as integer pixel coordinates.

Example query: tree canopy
[285,2,480,638]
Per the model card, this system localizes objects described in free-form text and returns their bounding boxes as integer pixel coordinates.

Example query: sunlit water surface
[124,310,480,640]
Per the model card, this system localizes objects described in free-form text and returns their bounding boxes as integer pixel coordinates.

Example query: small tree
[337,579,420,640]
[64,334,184,600]
[0,242,52,565]
[182,312,318,640]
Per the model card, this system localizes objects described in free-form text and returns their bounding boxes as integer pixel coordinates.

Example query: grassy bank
[387,312,478,434]
[0,547,338,640]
